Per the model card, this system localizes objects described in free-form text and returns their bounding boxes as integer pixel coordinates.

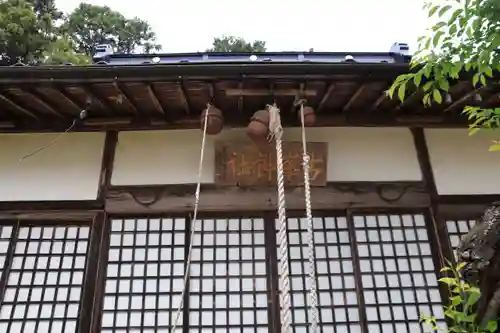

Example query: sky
[56,0,432,54]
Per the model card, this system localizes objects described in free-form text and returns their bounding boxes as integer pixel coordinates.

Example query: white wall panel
[425,129,500,195]
[0,132,105,201]
[111,127,421,185]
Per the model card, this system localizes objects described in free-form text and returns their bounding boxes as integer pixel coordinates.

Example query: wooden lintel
[225,88,317,97]
[105,182,430,215]
[0,112,471,133]
[0,210,100,221]
[437,204,487,220]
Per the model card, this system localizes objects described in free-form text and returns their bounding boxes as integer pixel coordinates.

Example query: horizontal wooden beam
[0,113,470,133]
[0,201,103,221]
[105,182,430,215]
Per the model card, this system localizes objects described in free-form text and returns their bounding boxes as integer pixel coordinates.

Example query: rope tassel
[268,104,293,333]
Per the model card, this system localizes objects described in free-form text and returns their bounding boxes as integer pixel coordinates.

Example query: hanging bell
[200,106,224,135]
[247,109,270,143]
[298,106,316,127]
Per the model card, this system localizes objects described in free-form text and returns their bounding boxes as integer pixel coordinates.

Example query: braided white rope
[299,103,319,333]
[268,104,293,333]
[170,103,211,332]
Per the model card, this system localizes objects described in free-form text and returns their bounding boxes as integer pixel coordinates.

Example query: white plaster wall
[425,129,500,195]
[0,132,105,201]
[111,127,422,185]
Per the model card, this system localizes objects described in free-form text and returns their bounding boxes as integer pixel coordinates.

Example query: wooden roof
[0,62,492,132]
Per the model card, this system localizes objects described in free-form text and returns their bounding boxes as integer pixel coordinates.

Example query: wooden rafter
[112,83,138,115]
[0,93,38,119]
[316,82,335,113]
[342,84,365,113]
[146,84,165,115]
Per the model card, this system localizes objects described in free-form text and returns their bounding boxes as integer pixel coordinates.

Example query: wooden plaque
[215,141,328,186]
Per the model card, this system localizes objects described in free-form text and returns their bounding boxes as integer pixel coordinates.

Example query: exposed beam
[179,81,191,115]
[97,131,118,203]
[81,85,115,114]
[37,85,82,115]
[370,93,388,112]
[342,84,365,113]
[444,87,485,113]
[225,88,317,97]
[105,182,430,214]
[0,112,471,133]
[316,82,335,113]
[0,93,39,119]
[112,82,138,115]
[12,86,65,118]
[146,84,165,115]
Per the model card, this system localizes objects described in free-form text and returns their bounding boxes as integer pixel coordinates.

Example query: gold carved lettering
[216,141,327,186]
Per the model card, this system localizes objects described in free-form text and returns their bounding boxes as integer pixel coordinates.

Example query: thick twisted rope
[268,104,293,333]
[299,102,319,333]
[170,103,211,332]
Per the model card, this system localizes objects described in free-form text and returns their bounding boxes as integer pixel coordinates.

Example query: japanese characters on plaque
[215,141,328,186]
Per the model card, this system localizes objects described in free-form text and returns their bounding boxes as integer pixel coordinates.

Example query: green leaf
[397,82,406,102]
[428,5,440,17]
[439,277,457,286]
[448,8,462,25]
[432,31,445,48]
[489,143,500,152]
[483,66,493,78]
[449,23,457,36]
[450,295,461,306]
[433,89,442,104]
[487,320,498,332]
[472,73,480,87]
[437,78,450,92]
[466,289,480,307]
[438,5,451,17]
[414,72,423,87]
[433,21,447,31]
[469,127,480,136]
[440,266,452,272]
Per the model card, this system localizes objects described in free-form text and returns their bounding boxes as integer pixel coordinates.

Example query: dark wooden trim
[438,194,500,205]
[97,131,118,203]
[264,213,281,333]
[0,113,470,133]
[105,182,430,215]
[0,62,410,83]
[0,201,103,221]
[411,128,454,307]
[438,204,487,220]
[78,212,105,333]
[182,215,190,333]
[0,221,19,304]
[346,211,369,333]
[89,213,111,333]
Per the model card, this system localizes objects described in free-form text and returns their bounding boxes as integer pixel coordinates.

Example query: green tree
[0,0,54,65]
[42,35,91,65]
[63,3,161,56]
[207,35,266,52]
[387,0,500,150]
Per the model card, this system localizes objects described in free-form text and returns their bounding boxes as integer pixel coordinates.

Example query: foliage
[0,0,159,65]
[42,35,90,65]
[62,3,161,56]
[0,0,55,64]
[207,35,266,52]
[421,262,498,333]
[386,0,500,149]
